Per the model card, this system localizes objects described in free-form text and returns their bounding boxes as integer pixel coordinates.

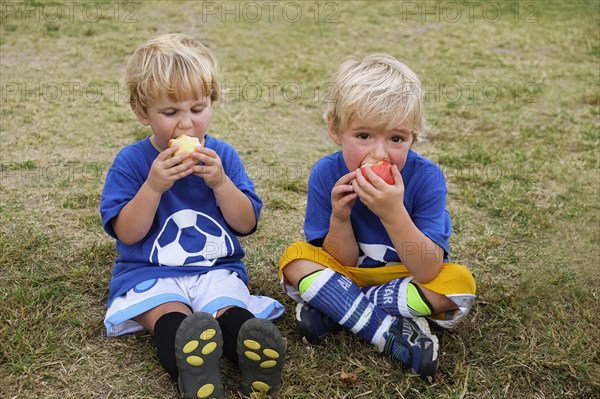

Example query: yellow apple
[168,135,202,162]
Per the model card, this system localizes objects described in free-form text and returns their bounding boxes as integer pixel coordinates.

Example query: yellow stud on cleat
[202,341,217,355]
[200,328,217,340]
[262,349,279,359]
[251,381,270,392]
[183,340,199,354]
[186,355,204,366]
[244,351,261,361]
[196,383,215,398]
[244,339,261,350]
[260,360,277,368]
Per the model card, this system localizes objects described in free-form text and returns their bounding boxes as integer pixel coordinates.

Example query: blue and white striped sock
[363,277,433,318]
[299,268,394,350]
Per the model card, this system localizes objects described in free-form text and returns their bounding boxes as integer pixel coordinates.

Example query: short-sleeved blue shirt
[305,149,451,267]
[100,134,262,306]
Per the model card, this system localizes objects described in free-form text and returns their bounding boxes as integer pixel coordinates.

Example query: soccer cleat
[295,302,343,345]
[382,317,439,380]
[174,312,224,399]
[237,318,286,398]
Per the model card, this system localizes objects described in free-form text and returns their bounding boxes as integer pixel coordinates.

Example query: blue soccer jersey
[100,134,262,306]
[305,150,451,267]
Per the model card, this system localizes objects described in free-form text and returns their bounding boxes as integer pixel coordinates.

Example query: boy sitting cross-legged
[279,54,477,380]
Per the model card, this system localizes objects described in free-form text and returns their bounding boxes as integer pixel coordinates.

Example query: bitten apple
[360,160,395,185]
[168,135,201,161]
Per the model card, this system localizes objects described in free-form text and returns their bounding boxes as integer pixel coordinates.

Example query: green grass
[1,1,599,398]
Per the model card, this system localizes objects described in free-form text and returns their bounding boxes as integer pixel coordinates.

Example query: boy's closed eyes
[158,102,209,116]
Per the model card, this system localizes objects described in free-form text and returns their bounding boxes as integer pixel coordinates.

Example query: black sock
[217,307,254,365]
[152,312,188,380]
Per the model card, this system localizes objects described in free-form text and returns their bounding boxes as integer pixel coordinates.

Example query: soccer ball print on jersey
[150,209,234,267]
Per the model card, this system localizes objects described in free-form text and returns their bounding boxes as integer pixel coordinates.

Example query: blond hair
[126,33,219,113]
[324,54,427,141]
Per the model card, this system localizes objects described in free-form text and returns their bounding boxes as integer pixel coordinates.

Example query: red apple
[360,160,394,185]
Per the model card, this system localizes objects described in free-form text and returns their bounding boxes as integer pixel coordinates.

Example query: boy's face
[134,95,213,150]
[329,117,414,172]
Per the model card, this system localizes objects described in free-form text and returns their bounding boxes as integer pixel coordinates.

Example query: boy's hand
[190,147,227,188]
[354,165,405,220]
[147,146,194,194]
[331,170,358,222]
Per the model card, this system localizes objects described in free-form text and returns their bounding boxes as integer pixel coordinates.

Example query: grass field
[1,1,599,398]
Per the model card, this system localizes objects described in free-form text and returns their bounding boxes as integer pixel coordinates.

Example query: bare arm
[381,207,443,283]
[191,147,256,234]
[113,146,194,245]
[212,176,256,234]
[322,170,359,265]
[323,215,359,266]
[113,182,162,245]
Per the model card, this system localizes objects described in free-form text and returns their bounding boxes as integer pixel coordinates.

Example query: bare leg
[414,284,458,314]
[283,258,326,287]
[134,301,193,333]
